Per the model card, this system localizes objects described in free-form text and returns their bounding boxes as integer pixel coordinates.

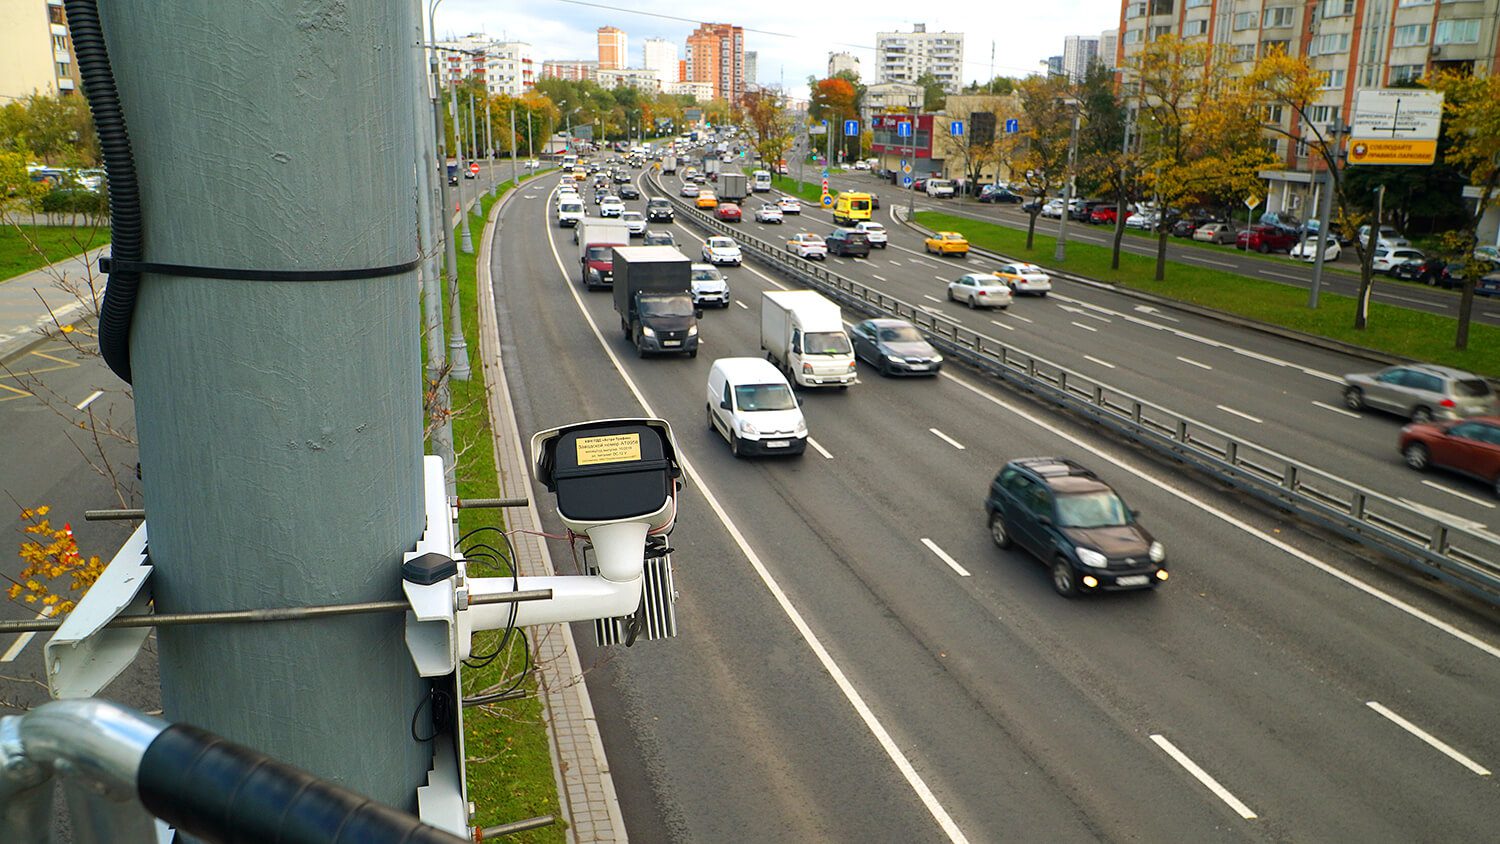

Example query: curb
[474,174,628,843]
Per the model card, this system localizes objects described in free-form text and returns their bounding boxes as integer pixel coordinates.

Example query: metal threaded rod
[87,499,528,521]
[478,815,556,838]
[455,497,529,509]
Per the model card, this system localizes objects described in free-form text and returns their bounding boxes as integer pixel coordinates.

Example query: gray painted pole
[453,80,473,254]
[429,53,468,383]
[1055,107,1080,263]
[510,105,519,187]
[414,17,456,499]
[485,95,496,197]
[467,90,478,198]
[443,77,472,380]
[1308,112,1342,309]
[111,0,430,809]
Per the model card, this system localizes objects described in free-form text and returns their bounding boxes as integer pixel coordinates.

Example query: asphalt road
[819,169,1500,324]
[674,170,1500,538]
[493,165,1500,842]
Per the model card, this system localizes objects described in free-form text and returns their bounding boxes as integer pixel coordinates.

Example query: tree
[1014,74,1075,249]
[1073,63,1137,269]
[0,94,98,167]
[1134,36,1276,280]
[741,88,794,175]
[965,77,1017,96]
[1426,70,1500,350]
[915,72,948,112]
[808,76,859,163]
[939,95,1019,192]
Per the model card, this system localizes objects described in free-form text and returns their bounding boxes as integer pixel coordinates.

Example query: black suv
[985,458,1167,597]
[619,184,641,200]
[826,228,872,258]
[646,198,674,222]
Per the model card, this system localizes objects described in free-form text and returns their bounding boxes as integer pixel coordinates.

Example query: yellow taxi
[924,231,969,257]
[696,191,719,209]
[573,169,587,181]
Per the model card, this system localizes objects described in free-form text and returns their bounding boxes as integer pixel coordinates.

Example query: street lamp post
[451,77,472,254]
[907,94,918,221]
[1055,100,1081,263]
[427,0,470,381]
[1307,111,1344,309]
[510,103,519,187]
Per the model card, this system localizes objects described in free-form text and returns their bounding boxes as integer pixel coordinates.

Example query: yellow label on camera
[575,433,641,466]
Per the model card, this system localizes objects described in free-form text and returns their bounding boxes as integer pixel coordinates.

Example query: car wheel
[989,513,1012,548]
[947,287,956,301]
[967,294,977,309]
[689,349,698,359]
[706,404,715,432]
[729,432,743,458]
[1493,473,1500,500]
[1037,291,1048,298]
[1257,243,1271,254]
[1052,559,1078,598]
[1403,442,1430,471]
[878,359,890,377]
[1342,387,1364,410]
[1411,406,1433,423]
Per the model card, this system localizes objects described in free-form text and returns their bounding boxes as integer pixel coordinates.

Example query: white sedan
[621,211,647,236]
[777,196,802,215]
[1288,236,1340,262]
[599,197,625,217]
[702,236,742,266]
[786,232,827,260]
[755,203,784,223]
[680,182,701,197]
[854,221,888,248]
[993,262,1052,296]
[947,273,1013,309]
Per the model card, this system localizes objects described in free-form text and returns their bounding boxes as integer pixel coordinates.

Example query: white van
[752,170,772,192]
[925,178,955,198]
[556,199,585,228]
[705,357,808,458]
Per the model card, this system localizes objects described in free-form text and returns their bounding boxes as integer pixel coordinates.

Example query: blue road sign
[821,194,835,207]
[844,119,859,136]
[950,120,964,136]
[1004,118,1020,134]
[896,121,912,138]
[821,169,830,178]
[902,175,914,187]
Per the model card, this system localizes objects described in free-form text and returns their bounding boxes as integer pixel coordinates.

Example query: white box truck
[760,290,857,389]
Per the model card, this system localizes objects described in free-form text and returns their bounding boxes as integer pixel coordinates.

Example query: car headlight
[640,326,656,338]
[1149,541,1166,563]
[931,353,944,364]
[738,419,757,435]
[794,417,807,435]
[687,324,698,336]
[1076,548,1108,568]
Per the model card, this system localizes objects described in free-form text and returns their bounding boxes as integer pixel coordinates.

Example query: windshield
[585,247,613,262]
[877,325,923,343]
[734,383,797,411]
[638,294,694,317]
[560,203,582,212]
[692,268,723,281]
[1056,492,1131,528]
[802,331,852,355]
[710,239,735,249]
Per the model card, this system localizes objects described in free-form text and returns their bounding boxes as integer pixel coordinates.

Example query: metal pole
[452,77,473,254]
[510,104,519,187]
[907,101,917,221]
[445,73,472,380]
[118,0,430,809]
[415,28,456,499]
[527,106,534,158]
[485,94,495,197]
[468,90,479,198]
[1054,106,1080,263]
[1308,112,1342,309]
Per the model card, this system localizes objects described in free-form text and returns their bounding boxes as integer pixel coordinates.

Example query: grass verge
[442,174,565,842]
[915,210,1500,377]
[772,174,826,205]
[0,223,111,280]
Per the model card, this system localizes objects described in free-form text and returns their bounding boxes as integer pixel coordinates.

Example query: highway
[488,162,1500,841]
[817,168,1500,324]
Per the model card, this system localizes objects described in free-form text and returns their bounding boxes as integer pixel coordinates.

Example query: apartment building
[597,26,627,70]
[642,38,678,86]
[433,35,535,96]
[596,67,661,92]
[828,52,862,78]
[875,23,966,93]
[744,51,759,88]
[1115,0,1500,217]
[541,60,598,82]
[685,22,746,103]
[1,0,80,100]
[1063,35,1101,80]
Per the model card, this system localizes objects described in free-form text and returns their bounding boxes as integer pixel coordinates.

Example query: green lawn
[441,174,565,842]
[772,175,827,205]
[0,224,110,280]
[914,210,1500,377]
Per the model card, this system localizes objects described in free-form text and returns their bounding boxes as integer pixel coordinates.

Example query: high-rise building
[874,23,965,93]
[541,60,598,82]
[1062,35,1100,81]
[596,68,661,92]
[685,22,746,103]
[1,0,80,100]
[434,35,535,96]
[1113,0,1500,219]
[744,51,758,88]
[828,52,861,79]
[642,37,677,86]
[1098,29,1118,72]
[1045,55,1064,77]
[597,26,627,70]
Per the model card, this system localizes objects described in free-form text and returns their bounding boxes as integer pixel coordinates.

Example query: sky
[433,0,1122,99]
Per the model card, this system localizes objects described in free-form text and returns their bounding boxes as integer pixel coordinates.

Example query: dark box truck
[613,246,701,358]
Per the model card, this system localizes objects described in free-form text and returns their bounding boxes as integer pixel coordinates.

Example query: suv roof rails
[1014,457,1097,479]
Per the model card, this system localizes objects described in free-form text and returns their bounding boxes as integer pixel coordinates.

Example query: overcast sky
[433,0,1121,98]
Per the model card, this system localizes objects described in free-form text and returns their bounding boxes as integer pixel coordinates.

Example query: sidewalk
[474,183,627,842]
[0,245,108,363]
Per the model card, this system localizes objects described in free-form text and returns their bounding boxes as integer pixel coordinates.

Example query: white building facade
[642,37,677,86]
[874,23,965,93]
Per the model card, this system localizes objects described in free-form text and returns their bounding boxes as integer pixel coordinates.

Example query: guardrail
[646,172,1500,607]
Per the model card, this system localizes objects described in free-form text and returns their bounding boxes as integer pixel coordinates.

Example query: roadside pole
[115,0,431,809]
[453,78,473,254]
[414,22,456,498]
[485,95,495,197]
[445,75,472,379]
[1308,112,1343,309]
[1054,104,1080,263]
[510,104,519,187]
[468,90,479,198]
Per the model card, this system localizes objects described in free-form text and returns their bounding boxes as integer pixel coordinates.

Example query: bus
[752,170,772,192]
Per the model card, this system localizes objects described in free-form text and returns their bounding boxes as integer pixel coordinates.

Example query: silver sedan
[947,273,1013,309]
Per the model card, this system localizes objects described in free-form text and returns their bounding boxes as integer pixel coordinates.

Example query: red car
[716,203,742,222]
[1236,225,1299,254]
[1089,205,1118,225]
[1400,416,1500,497]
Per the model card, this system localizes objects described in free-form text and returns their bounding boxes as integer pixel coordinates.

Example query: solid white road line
[920,538,972,577]
[735,301,749,310]
[923,294,943,303]
[75,390,103,411]
[989,320,1014,331]
[1365,701,1491,776]
[940,369,1500,661]
[807,437,834,459]
[1083,355,1116,369]
[1177,356,1213,370]
[1260,270,1306,282]
[1216,405,1264,424]
[1149,734,1258,820]
[1311,400,1360,419]
[1,607,53,663]
[928,428,966,450]
[1421,480,1496,509]
[543,200,972,843]
[1194,257,1237,268]
[1071,321,1098,332]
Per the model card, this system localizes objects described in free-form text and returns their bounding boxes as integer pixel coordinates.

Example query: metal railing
[647,172,1500,606]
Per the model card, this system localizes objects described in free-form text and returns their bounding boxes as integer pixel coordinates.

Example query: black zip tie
[98,256,421,282]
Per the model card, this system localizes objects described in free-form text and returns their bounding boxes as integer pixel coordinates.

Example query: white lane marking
[989,319,1014,331]
[929,428,966,450]
[1134,305,1180,322]
[75,390,103,411]
[543,196,972,843]
[1398,498,1490,533]
[1377,292,1442,307]
[1422,480,1496,510]
[1216,405,1264,424]
[1193,257,1237,268]
[872,274,887,281]
[735,301,749,310]
[1260,270,1306,282]
[941,369,1500,661]
[1365,701,1491,776]
[1070,321,1098,332]
[807,437,834,459]
[1149,734,1258,820]
[1010,314,1033,324]
[933,275,950,282]
[920,538,972,577]
[1083,355,1116,369]
[923,294,943,303]
[1312,400,1360,419]
[1177,356,1213,370]
[1,607,53,663]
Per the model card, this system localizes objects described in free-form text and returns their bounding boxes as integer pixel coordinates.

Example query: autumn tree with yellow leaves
[9,506,103,615]
[1426,71,1500,351]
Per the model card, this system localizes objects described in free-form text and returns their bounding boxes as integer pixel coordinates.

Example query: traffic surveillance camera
[531,418,679,583]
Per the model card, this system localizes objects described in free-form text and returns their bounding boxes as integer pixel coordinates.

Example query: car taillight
[1440,399,1456,408]
[977,290,986,296]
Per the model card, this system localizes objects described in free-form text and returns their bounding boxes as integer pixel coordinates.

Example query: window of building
[55,62,70,78]
[1186,0,1211,7]
[1309,104,1337,124]
[1396,0,1433,6]
[1434,19,1480,44]
[1150,25,1173,39]
[1264,105,1284,123]
[1320,68,1346,88]
[1184,19,1209,36]
[1124,29,1144,45]
[1322,0,1355,16]
[49,6,63,24]
[1233,11,1257,30]
[1311,33,1350,55]
[1389,64,1425,83]
[1149,0,1175,14]
[1393,24,1429,47]
[1261,39,1290,56]
[1263,6,1296,27]
[1264,137,1281,156]
[1233,43,1257,62]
